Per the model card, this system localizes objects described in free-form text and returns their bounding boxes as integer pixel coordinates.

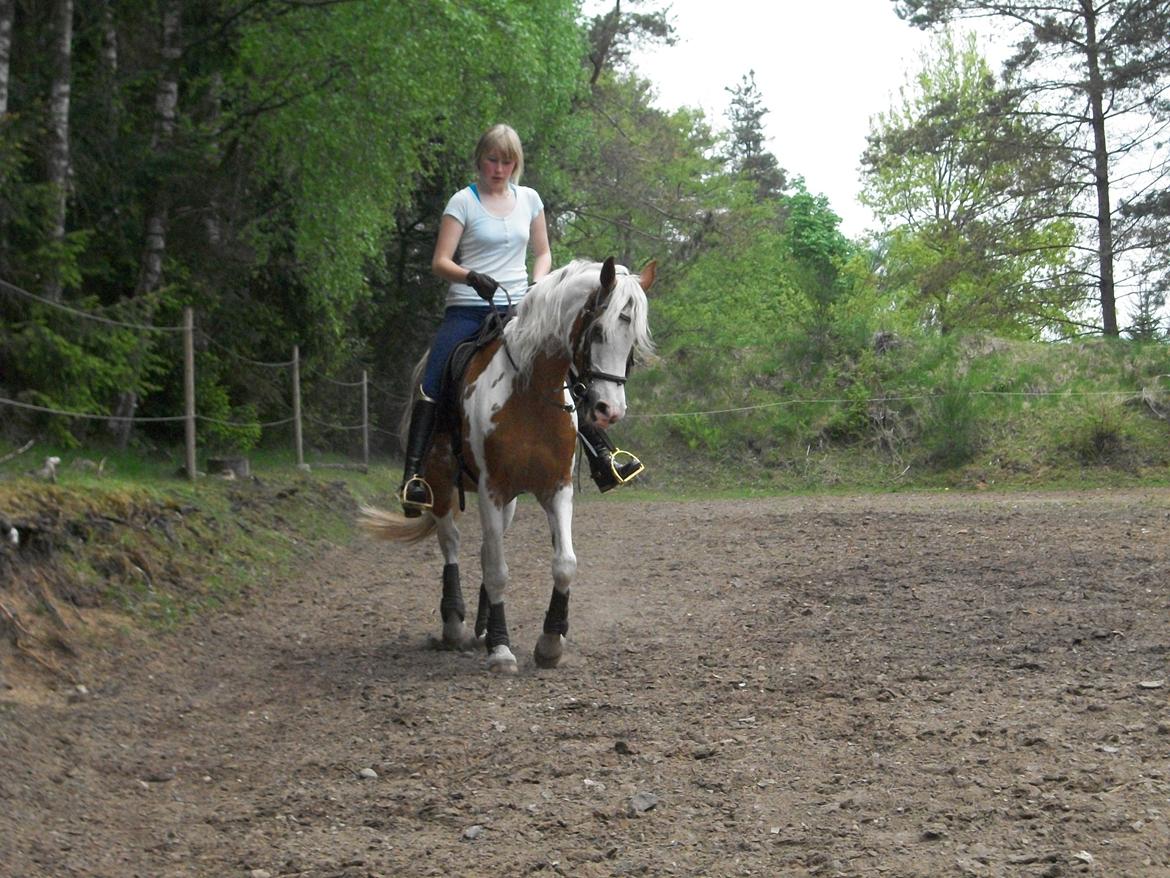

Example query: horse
[360,257,655,673]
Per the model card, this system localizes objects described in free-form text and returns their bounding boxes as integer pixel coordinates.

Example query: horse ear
[639,260,657,292]
[600,257,617,293]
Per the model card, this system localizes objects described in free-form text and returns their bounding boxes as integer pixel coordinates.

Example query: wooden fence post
[292,344,304,467]
[361,369,369,468]
[183,306,196,481]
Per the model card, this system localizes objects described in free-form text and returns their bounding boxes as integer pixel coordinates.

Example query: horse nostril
[595,401,610,419]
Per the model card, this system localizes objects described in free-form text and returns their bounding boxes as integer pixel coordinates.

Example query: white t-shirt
[442,184,544,308]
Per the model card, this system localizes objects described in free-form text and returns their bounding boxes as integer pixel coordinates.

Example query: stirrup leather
[401,474,434,511]
[608,448,645,485]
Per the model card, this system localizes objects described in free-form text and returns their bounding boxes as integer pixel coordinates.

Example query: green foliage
[861,30,1080,337]
[558,70,722,269]
[893,0,1170,337]
[724,71,786,202]
[233,0,586,330]
[0,118,86,291]
[0,294,171,446]
[919,378,984,467]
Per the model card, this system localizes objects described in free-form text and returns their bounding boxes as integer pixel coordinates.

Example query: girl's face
[479,153,516,187]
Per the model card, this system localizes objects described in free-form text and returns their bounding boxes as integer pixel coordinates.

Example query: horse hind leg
[534,487,576,669]
[436,512,476,650]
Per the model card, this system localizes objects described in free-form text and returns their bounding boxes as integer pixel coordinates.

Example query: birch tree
[44,0,72,302]
[0,0,12,117]
[137,0,180,298]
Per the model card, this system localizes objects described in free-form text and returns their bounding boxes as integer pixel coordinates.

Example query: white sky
[625,0,940,236]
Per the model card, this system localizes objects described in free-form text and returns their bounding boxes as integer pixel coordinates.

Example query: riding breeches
[421,305,495,399]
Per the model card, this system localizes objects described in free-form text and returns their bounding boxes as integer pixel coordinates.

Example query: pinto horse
[360,258,655,673]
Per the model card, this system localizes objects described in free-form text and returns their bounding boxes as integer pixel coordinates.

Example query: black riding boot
[400,397,438,517]
[578,421,644,493]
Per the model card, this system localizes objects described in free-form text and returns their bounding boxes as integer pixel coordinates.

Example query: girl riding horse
[399,124,644,517]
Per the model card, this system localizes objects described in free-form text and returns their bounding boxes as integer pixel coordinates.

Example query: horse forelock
[507,260,654,378]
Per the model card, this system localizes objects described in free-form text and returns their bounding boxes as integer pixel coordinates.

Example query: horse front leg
[436,512,476,650]
[478,494,517,674]
[534,486,576,669]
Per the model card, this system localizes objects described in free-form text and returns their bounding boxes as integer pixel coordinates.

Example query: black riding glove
[465,271,499,302]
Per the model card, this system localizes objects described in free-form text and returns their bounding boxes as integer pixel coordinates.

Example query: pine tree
[724,71,786,203]
[894,0,1170,337]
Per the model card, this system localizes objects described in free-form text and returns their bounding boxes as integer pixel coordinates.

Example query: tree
[0,0,12,117]
[136,0,180,299]
[44,0,73,302]
[557,71,723,271]
[724,70,786,203]
[862,30,1078,336]
[893,0,1170,337]
[585,0,675,85]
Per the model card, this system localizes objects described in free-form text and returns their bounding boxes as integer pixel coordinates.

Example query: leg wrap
[486,601,510,651]
[543,589,570,637]
[475,583,490,639]
[440,563,465,624]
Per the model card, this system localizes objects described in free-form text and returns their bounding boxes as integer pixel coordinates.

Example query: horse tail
[398,352,430,452]
[357,504,437,544]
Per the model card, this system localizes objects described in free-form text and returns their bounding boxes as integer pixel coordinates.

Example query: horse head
[573,257,656,430]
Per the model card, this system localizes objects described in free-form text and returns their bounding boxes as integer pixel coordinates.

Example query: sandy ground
[2,489,1169,877]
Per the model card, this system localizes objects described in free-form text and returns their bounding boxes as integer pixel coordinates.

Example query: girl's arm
[530,210,552,282]
[432,215,470,284]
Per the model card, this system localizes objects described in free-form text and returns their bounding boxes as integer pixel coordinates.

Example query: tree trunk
[589,1,621,85]
[1083,1,1119,336]
[136,0,181,298]
[44,0,73,303]
[203,70,223,246]
[99,0,118,130]
[0,0,13,117]
[112,0,181,449]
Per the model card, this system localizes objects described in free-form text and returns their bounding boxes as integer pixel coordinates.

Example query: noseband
[568,295,633,411]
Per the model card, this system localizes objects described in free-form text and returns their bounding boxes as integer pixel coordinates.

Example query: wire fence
[0,278,389,478]
[5,276,1168,478]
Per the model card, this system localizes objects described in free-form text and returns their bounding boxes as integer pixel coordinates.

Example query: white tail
[358,504,437,544]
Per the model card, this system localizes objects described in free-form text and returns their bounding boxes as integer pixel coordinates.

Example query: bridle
[567,287,634,412]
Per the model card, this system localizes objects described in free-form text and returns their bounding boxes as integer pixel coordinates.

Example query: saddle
[436,309,511,430]
[434,309,512,508]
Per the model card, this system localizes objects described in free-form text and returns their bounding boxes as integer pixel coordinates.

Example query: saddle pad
[437,311,509,429]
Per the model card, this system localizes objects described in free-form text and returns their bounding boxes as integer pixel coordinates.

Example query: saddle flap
[437,311,509,428]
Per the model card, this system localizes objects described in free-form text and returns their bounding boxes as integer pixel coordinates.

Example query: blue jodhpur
[421,305,496,399]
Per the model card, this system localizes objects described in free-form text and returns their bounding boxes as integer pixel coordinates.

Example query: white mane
[505,260,654,379]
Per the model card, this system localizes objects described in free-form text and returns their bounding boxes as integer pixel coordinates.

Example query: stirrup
[608,449,645,485]
[401,475,434,512]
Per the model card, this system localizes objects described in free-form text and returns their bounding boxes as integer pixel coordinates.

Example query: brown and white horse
[360,258,655,673]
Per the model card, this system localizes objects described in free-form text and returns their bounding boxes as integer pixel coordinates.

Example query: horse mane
[506,259,654,381]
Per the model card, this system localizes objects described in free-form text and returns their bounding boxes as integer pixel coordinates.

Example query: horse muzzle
[588,397,625,429]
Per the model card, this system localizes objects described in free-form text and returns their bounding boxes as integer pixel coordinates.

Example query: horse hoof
[441,622,477,652]
[487,645,518,674]
[533,634,564,669]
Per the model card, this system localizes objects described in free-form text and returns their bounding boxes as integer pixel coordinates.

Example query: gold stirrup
[401,475,434,510]
[609,449,645,485]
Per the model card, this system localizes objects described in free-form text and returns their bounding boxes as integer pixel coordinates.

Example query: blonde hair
[474,124,524,184]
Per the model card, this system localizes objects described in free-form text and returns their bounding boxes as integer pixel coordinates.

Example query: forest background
[3,0,1170,490]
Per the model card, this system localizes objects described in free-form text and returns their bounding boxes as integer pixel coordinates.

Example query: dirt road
[2,490,1169,877]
